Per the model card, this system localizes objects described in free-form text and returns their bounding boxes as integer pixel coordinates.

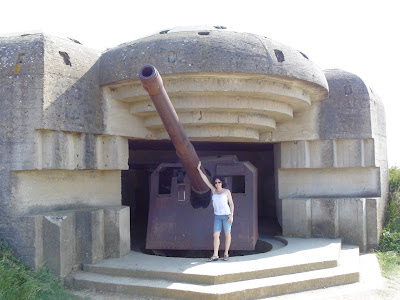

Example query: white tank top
[212,190,231,215]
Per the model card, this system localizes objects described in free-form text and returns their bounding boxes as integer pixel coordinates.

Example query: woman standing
[197,162,234,261]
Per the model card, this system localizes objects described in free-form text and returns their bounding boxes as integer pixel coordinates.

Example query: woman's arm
[197,162,215,192]
[227,189,234,223]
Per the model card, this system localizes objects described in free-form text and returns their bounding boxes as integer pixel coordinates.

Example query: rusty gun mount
[139,65,258,251]
[139,65,209,195]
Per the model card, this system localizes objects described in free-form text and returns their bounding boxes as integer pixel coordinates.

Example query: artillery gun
[139,65,258,250]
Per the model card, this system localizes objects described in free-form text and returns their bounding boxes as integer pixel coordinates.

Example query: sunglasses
[214,181,222,184]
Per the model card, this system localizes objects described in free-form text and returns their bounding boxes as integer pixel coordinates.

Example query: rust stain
[14,53,25,74]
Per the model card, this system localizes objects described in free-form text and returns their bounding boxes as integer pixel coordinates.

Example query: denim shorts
[214,214,232,233]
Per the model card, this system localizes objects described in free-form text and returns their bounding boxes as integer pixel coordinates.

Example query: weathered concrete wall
[319,69,373,139]
[369,77,388,248]
[99,26,328,88]
[276,69,388,251]
[0,33,130,274]
[0,33,45,257]
[10,170,121,216]
[42,35,103,133]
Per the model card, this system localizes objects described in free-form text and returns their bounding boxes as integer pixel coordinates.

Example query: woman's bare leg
[213,231,220,257]
[224,233,231,256]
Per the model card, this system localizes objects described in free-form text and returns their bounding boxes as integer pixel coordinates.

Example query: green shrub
[380,229,400,253]
[378,167,400,277]
[380,167,400,253]
[0,240,81,300]
[386,167,400,233]
[389,166,400,195]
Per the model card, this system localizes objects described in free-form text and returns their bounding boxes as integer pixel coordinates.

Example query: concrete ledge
[19,205,130,277]
[79,237,341,285]
[11,170,122,216]
[69,238,360,299]
[278,167,380,198]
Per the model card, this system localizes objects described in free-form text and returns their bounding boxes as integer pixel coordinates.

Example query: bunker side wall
[0,34,130,275]
[274,69,388,251]
[0,33,45,254]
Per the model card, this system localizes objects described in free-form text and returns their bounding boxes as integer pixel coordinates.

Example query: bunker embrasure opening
[122,139,280,257]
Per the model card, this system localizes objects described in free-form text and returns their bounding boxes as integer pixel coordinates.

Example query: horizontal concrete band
[35,130,129,171]
[278,167,380,198]
[11,169,122,216]
[280,139,376,169]
[103,72,319,141]
[112,74,313,104]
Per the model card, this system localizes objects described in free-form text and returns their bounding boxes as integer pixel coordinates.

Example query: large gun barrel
[139,65,209,194]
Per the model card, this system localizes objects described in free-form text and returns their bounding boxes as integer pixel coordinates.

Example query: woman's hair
[212,176,225,188]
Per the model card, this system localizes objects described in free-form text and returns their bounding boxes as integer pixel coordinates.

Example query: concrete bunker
[0,26,388,278]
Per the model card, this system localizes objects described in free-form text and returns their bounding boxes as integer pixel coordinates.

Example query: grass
[0,241,82,300]
[377,166,400,278]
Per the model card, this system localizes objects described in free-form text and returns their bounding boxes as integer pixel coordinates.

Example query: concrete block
[11,169,121,216]
[35,130,86,170]
[308,140,335,168]
[366,198,379,250]
[362,139,375,167]
[42,211,76,277]
[282,198,311,237]
[96,135,129,170]
[35,130,129,171]
[338,198,367,252]
[15,215,44,270]
[281,141,309,168]
[104,206,130,258]
[311,199,339,238]
[335,139,362,167]
[278,167,380,198]
[75,209,105,264]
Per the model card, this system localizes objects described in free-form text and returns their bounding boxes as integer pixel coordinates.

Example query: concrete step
[69,247,359,299]
[79,237,341,285]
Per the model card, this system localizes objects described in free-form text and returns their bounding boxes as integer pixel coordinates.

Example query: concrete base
[67,237,361,299]
[281,198,379,252]
[19,205,130,277]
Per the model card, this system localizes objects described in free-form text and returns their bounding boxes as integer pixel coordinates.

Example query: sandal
[223,254,229,261]
[207,256,219,262]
